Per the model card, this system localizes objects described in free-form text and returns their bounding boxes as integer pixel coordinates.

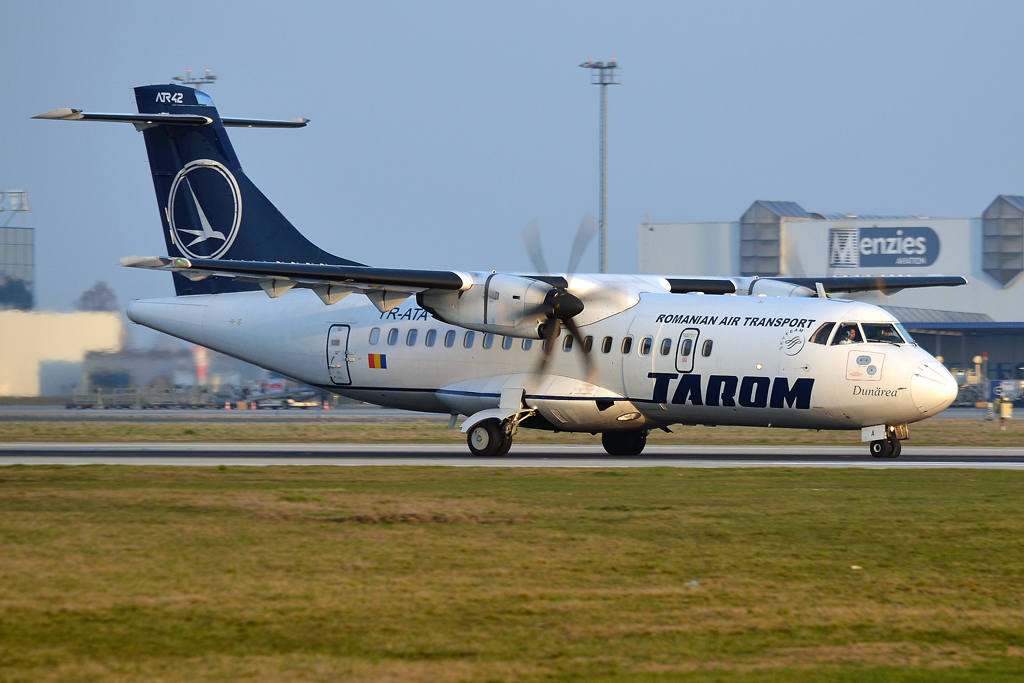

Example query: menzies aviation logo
[167,159,243,260]
[829,227,940,268]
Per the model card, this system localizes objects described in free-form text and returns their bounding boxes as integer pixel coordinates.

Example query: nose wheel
[869,434,902,459]
[467,419,513,457]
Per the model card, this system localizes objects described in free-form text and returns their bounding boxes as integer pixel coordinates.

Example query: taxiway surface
[2,443,1023,468]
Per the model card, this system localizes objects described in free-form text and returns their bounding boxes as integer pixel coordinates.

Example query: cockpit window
[895,323,916,345]
[831,323,861,345]
[810,322,835,345]
[861,323,906,344]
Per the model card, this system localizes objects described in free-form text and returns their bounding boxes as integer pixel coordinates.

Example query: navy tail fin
[134,84,361,295]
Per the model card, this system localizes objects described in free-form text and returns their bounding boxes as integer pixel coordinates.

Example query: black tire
[870,439,893,458]
[602,431,647,456]
[494,431,513,457]
[888,435,902,459]
[467,419,507,457]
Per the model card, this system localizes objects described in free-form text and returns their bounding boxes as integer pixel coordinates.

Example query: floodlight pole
[580,58,620,274]
[171,69,218,90]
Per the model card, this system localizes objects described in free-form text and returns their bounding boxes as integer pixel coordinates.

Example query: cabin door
[327,324,353,385]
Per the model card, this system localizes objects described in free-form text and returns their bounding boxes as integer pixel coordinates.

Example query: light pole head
[579,58,620,86]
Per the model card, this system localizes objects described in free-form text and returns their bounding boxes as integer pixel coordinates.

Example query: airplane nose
[910,362,958,415]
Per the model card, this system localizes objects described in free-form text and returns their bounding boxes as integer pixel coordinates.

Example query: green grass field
[1,416,1022,447]
[1,465,1023,682]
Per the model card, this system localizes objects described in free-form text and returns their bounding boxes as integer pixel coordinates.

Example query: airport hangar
[639,196,1024,389]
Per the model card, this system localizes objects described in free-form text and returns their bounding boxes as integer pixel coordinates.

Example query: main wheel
[602,431,647,456]
[467,419,509,457]
[887,434,902,459]
[869,439,893,458]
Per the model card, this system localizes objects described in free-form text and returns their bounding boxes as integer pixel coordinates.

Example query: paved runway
[0,405,1013,423]
[2,443,1024,468]
[0,405,445,423]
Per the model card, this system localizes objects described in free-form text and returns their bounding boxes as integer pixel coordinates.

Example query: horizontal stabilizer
[34,109,213,125]
[34,110,307,128]
[221,117,309,128]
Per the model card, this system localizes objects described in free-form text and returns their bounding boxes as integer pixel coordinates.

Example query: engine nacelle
[746,278,815,298]
[418,273,554,339]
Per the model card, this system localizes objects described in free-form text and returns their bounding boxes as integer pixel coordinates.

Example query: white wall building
[639,197,1024,378]
[0,311,124,396]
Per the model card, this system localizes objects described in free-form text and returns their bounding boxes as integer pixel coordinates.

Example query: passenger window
[387,328,399,345]
[583,336,593,352]
[563,335,574,351]
[621,336,633,354]
[523,339,533,351]
[640,337,653,355]
[444,330,456,348]
[660,338,672,355]
[681,338,693,357]
[601,336,613,353]
[831,323,861,345]
[464,331,475,348]
[483,333,494,349]
[810,322,835,345]
[502,336,513,350]
[406,329,418,346]
[425,329,437,347]
[702,340,713,357]
[369,327,380,345]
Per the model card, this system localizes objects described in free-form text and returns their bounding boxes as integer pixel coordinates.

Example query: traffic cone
[224,401,231,410]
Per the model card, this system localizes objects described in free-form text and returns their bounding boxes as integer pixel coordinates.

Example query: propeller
[521,213,598,378]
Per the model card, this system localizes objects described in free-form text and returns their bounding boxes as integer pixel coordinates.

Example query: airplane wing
[767,275,968,295]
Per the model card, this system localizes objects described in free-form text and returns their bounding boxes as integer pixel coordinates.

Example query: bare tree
[76,281,119,312]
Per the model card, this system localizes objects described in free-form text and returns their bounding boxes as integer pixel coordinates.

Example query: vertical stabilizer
[133,84,360,295]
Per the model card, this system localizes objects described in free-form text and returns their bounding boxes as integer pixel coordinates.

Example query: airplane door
[676,328,700,373]
[327,324,353,385]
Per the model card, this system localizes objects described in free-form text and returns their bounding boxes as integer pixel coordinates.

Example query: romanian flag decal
[368,353,387,369]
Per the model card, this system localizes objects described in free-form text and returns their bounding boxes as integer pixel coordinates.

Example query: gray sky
[4,0,1024,310]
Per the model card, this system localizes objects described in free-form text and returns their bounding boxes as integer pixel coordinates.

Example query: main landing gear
[467,419,513,457]
[869,433,902,459]
[601,430,648,456]
[466,420,651,458]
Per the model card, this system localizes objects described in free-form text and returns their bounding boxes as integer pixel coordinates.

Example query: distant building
[0,226,34,310]
[82,347,269,393]
[0,311,123,396]
[639,197,1024,378]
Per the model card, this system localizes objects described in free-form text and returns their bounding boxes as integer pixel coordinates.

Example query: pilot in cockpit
[833,324,860,345]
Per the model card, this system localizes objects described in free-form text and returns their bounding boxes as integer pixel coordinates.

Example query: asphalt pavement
[2,442,1023,468]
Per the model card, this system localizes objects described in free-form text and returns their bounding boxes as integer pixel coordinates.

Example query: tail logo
[167,159,242,260]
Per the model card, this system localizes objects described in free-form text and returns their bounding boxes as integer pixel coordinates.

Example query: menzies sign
[829,227,940,268]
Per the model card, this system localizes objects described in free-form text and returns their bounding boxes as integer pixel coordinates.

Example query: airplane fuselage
[127,279,956,435]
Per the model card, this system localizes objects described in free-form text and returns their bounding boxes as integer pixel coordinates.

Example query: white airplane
[36,84,966,458]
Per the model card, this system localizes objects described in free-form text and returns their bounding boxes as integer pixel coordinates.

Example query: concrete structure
[83,347,268,393]
[0,311,123,396]
[0,226,34,310]
[639,197,1024,379]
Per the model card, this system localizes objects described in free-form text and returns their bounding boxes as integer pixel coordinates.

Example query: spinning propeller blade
[566,213,598,277]
[521,215,597,379]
